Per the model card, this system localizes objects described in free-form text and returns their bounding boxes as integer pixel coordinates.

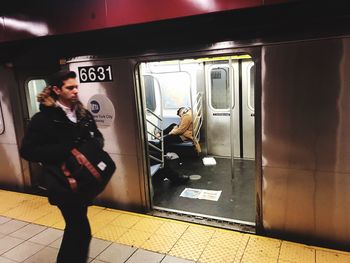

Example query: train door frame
[133,46,263,231]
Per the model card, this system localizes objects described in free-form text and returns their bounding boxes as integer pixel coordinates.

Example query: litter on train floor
[180,188,222,201]
[202,157,216,166]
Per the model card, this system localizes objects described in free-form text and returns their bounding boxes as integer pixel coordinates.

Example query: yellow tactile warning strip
[0,189,350,262]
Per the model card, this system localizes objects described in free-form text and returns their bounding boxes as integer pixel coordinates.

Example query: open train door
[138,49,261,230]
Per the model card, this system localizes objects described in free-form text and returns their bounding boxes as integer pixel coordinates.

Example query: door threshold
[149,206,255,233]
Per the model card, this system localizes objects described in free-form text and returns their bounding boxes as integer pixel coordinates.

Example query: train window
[248,64,255,110]
[157,72,191,109]
[27,79,47,118]
[210,67,229,109]
[0,100,4,134]
[144,75,156,112]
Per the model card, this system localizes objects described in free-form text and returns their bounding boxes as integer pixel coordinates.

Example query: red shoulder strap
[71,148,102,182]
[61,163,78,192]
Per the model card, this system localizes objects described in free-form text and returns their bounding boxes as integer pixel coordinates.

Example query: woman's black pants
[56,203,91,263]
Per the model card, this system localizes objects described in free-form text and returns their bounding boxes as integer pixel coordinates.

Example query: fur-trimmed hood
[37,86,88,119]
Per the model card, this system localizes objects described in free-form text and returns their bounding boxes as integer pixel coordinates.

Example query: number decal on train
[78,65,113,83]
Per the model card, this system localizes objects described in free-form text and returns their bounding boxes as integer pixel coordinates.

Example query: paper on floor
[180,188,222,201]
[202,157,216,166]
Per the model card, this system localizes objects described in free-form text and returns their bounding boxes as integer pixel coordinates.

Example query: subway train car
[1,0,350,251]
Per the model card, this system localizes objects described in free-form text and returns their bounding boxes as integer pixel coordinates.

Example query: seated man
[156,107,201,154]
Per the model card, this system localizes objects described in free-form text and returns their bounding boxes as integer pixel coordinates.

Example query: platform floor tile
[161,255,195,263]
[2,241,44,262]
[117,229,153,247]
[141,233,178,254]
[154,221,188,238]
[180,225,215,244]
[0,236,23,255]
[22,246,58,263]
[240,252,278,263]
[48,236,62,249]
[0,217,11,225]
[1,190,350,263]
[168,239,207,262]
[244,235,281,259]
[33,210,62,227]
[316,250,350,263]
[9,224,47,240]
[279,241,315,263]
[131,217,164,233]
[111,213,142,228]
[0,219,28,235]
[50,218,65,230]
[208,229,248,249]
[88,238,112,259]
[28,228,63,246]
[96,243,136,263]
[90,210,121,234]
[125,248,164,263]
[94,224,128,242]
[198,245,236,263]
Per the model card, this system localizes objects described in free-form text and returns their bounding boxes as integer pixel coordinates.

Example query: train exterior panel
[67,58,148,210]
[262,38,350,243]
[0,66,25,187]
[0,0,350,251]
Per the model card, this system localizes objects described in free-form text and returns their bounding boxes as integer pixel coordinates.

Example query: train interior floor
[152,157,255,223]
[0,190,348,262]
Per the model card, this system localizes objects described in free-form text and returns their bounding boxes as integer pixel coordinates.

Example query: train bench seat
[150,163,161,177]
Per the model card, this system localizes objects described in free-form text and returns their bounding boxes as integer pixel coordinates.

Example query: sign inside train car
[78,65,113,83]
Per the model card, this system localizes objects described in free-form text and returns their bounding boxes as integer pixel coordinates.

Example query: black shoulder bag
[61,139,116,200]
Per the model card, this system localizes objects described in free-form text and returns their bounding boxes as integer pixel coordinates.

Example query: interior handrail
[142,74,164,173]
[146,108,163,121]
[192,92,203,142]
[194,93,201,107]
[195,117,203,139]
[147,119,162,131]
[147,131,163,142]
[148,141,162,152]
[149,155,162,163]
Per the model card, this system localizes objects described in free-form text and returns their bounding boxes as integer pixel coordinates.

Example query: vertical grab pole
[229,57,235,182]
[186,62,195,140]
[153,77,164,167]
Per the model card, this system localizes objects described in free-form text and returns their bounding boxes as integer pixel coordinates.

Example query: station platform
[0,189,349,263]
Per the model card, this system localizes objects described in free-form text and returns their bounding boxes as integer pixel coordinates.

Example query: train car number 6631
[78,65,113,83]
